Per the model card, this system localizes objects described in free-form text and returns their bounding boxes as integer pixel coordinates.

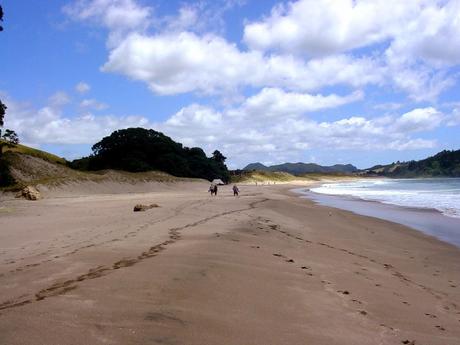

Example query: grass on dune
[1,141,67,165]
[231,170,358,183]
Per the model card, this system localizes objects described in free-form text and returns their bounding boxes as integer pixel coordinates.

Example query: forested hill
[243,162,358,175]
[70,128,230,182]
[364,149,460,177]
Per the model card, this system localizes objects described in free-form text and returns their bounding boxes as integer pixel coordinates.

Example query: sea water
[310,178,460,218]
[298,178,460,247]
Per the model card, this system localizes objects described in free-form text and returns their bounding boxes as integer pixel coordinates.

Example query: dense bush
[373,149,460,177]
[0,156,15,187]
[70,128,230,182]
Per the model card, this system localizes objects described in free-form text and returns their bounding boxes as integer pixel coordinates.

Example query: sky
[1,0,460,169]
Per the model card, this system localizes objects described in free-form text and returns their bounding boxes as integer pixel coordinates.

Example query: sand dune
[1,183,459,344]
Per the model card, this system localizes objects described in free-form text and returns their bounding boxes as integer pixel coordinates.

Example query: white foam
[310,179,460,218]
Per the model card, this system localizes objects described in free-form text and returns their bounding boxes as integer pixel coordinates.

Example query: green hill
[1,141,66,165]
[243,161,358,175]
[363,149,460,177]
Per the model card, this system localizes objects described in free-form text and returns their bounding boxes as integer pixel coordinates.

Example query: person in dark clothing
[232,185,239,196]
[209,184,218,196]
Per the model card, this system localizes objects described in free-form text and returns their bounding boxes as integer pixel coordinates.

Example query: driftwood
[133,203,159,212]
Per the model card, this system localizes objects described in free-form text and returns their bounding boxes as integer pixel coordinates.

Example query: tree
[0,5,4,31]
[212,150,226,164]
[0,5,19,159]
[0,4,5,128]
[71,128,231,181]
[0,99,6,126]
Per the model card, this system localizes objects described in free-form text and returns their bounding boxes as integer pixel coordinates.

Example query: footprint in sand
[401,340,415,345]
[337,290,350,295]
[424,313,437,318]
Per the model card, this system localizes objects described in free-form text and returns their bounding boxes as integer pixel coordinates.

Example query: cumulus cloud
[47,0,460,165]
[63,0,152,45]
[237,88,364,119]
[63,0,460,101]
[80,98,108,110]
[3,94,149,147]
[446,107,460,127]
[157,101,443,167]
[243,0,460,101]
[63,0,460,102]
[244,0,415,56]
[4,88,446,166]
[385,1,460,66]
[244,0,460,65]
[75,82,91,94]
[392,107,444,133]
[49,91,71,107]
[102,31,384,95]
[161,1,244,34]
[165,104,222,128]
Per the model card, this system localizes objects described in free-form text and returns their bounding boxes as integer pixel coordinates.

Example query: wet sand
[301,189,460,248]
[1,183,460,344]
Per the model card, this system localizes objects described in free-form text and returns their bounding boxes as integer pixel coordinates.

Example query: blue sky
[1,0,460,169]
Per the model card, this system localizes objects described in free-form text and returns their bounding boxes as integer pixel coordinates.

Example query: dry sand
[0,182,459,345]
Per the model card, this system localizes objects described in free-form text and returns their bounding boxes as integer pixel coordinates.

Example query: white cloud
[373,102,403,111]
[446,108,460,127]
[165,104,222,128]
[243,0,460,66]
[242,0,460,101]
[49,91,71,107]
[4,89,446,166]
[164,5,199,32]
[75,82,91,94]
[156,101,442,167]
[4,95,149,146]
[102,32,258,95]
[80,98,108,110]
[63,0,460,102]
[102,31,384,95]
[392,107,444,133]
[63,0,152,46]
[160,0,246,35]
[239,88,363,119]
[244,0,415,56]
[386,1,460,66]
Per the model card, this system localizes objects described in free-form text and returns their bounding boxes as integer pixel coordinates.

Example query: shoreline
[293,185,460,249]
[1,182,459,344]
[292,177,460,248]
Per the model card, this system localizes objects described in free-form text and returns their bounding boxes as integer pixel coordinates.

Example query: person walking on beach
[209,184,218,196]
[232,184,239,196]
[209,184,215,196]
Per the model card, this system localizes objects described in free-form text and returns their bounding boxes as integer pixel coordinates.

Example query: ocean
[297,178,460,247]
[311,178,460,218]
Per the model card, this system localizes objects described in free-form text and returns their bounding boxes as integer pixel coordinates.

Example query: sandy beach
[1,182,459,345]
